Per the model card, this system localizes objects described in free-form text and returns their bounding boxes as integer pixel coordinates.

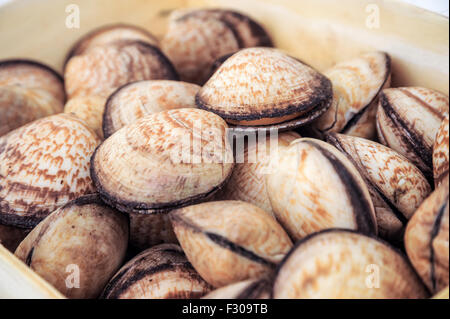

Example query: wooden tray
[0,0,448,298]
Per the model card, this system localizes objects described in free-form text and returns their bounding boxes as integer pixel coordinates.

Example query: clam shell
[0,113,100,228]
[91,108,234,213]
[273,229,428,299]
[170,200,293,288]
[101,244,211,299]
[433,113,449,187]
[64,96,106,139]
[196,48,332,128]
[103,80,200,138]
[327,133,431,243]
[0,224,29,252]
[161,15,240,84]
[266,138,377,241]
[0,85,63,136]
[15,194,129,299]
[376,87,449,180]
[215,131,300,216]
[0,59,65,105]
[64,40,178,99]
[313,52,391,139]
[65,24,159,65]
[202,278,271,299]
[405,176,449,294]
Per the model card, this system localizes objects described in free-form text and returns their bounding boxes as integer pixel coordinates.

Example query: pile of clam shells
[0,8,448,299]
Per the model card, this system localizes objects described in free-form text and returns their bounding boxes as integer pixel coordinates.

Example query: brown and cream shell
[102,80,200,138]
[326,133,431,243]
[91,108,234,214]
[266,138,377,241]
[376,87,449,180]
[0,113,100,228]
[202,278,271,299]
[433,113,449,187]
[196,48,332,130]
[101,244,211,299]
[273,229,428,299]
[312,51,391,139]
[405,176,449,294]
[170,200,293,288]
[64,40,178,99]
[15,194,129,299]
[64,95,106,139]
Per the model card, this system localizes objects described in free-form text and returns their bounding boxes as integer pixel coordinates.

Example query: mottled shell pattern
[433,113,449,187]
[215,131,300,216]
[170,200,293,288]
[376,87,449,179]
[197,48,332,128]
[273,229,428,299]
[64,95,106,139]
[103,80,200,138]
[313,51,391,139]
[15,194,129,299]
[266,138,377,241]
[0,60,65,136]
[327,133,431,243]
[162,9,272,84]
[0,113,100,228]
[64,40,178,99]
[101,244,211,299]
[405,176,449,294]
[91,108,234,213]
[202,278,271,299]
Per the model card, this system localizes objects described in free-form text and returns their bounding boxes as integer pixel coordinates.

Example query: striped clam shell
[214,131,300,216]
[433,113,449,187]
[161,14,240,84]
[196,48,332,128]
[313,52,391,139]
[64,96,106,139]
[405,176,449,294]
[0,113,100,228]
[170,200,293,288]
[101,244,211,299]
[15,194,129,299]
[376,87,449,180]
[266,138,377,241]
[202,278,271,299]
[91,108,234,213]
[64,24,159,65]
[103,80,200,138]
[64,40,178,99]
[326,133,431,243]
[0,224,29,252]
[273,229,428,299]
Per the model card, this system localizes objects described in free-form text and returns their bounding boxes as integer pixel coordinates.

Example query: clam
[65,24,159,64]
[326,133,431,243]
[266,138,377,241]
[64,40,178,99]
[15,194,129,299]
[170,200,293,288]
[64,96,106,139]
[202,278,271,299]
[0,224,29,252]
[433,113,449,187]
[196,48,332,132]
[0,60,65,135]
[312,52,391,140]
[101,244,211,299]
[376,87,449,180]
[273,229,428,298]
[103,80,200,138]
[405,176,449,294]
[91,108,234,214]
[215,131,300,216]
[0,113,100,228]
